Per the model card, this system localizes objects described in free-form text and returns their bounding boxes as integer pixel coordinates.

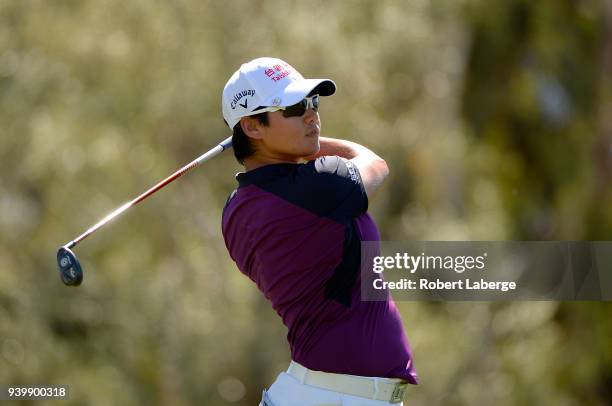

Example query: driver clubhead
[57,247,83,286]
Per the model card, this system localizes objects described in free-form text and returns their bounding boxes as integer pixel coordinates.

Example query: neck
[243,155,302,171]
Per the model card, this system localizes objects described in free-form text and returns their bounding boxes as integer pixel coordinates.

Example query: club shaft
[64,137,233,249]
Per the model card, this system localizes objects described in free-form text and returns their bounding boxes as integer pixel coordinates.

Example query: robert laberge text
[373,278,517,292]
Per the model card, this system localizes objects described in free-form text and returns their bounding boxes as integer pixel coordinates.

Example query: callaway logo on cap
[222,57,336,129]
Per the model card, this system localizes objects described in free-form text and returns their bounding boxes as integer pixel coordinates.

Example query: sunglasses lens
[311,95,319,111]
[281,96,319,118]
[282,102,307,118]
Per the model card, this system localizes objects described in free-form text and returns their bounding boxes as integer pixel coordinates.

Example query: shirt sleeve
[297,155,368,223]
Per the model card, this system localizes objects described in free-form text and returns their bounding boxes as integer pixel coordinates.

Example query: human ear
[240,116,264,140]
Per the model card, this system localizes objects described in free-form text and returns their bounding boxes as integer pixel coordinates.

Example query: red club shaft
[64,137,232,249]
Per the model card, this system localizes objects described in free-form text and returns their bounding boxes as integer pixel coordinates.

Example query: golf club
[57,136,233,286]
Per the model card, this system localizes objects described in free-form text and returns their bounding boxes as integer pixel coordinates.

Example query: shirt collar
[236,163,300,187]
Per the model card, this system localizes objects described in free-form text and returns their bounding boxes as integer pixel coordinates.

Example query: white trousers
[260,370,405,406]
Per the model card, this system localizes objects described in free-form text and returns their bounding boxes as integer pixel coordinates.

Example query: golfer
[221,57,418,405]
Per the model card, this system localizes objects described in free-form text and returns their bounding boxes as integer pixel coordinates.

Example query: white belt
[287,361,408,403]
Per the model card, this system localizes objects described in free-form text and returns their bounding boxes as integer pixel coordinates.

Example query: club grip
[219,136,233,151]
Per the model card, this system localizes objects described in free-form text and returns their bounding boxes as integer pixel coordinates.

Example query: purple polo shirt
[222,156,418,383]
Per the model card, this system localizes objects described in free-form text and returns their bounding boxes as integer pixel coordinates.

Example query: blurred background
[1,0,611,404]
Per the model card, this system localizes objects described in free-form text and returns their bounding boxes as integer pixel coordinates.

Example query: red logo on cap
[264,64,292,82]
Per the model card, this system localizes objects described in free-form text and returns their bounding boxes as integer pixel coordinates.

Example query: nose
[303,107,318,124]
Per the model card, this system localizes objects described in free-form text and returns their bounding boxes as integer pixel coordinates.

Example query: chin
[306,138,320,156]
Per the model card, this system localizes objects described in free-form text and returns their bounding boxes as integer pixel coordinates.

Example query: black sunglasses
[252,95,320,118]
[281,95,320,118]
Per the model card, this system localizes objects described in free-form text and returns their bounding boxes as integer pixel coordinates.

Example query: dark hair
[230,112,269,165]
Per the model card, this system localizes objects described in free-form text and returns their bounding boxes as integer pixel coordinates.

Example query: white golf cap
[222,57,336,129]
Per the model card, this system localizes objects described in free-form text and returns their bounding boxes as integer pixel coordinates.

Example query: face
[242,100,321,163]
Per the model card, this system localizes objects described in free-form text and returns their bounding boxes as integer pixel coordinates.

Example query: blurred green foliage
[0,0,610,405]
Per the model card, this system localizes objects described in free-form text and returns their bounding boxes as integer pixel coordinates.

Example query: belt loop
[291,361,307,384]
[373,377,379,400]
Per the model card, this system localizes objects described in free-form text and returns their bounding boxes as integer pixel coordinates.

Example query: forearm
[306,137,378,161]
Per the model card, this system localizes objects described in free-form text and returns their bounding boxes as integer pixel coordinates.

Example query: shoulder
[294,156,368,221]
[299,156,362,188]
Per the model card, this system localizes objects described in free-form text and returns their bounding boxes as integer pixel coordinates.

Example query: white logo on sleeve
[345,161,360,182]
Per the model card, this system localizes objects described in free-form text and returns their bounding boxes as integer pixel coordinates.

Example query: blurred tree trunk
[589,0,612,237]
[461,0,610,240]
[461,1,612,404]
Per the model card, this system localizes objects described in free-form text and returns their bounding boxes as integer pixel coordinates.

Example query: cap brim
[307,79,336,97]
[262,78,336,107]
